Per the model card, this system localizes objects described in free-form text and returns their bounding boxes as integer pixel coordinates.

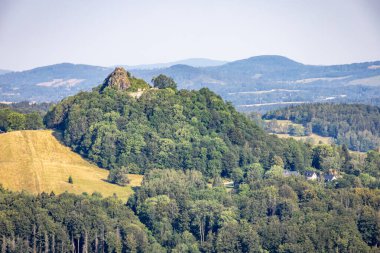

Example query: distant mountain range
[1,55,380,111]
[121,58,228,69]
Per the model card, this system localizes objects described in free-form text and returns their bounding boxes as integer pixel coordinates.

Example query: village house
[305,171,318,180]
[324,173,337,182]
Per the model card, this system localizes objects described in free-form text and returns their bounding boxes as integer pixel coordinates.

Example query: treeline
[263,103,380,152]
[1,161,380,252]
[0,101,54,115]
[0,187,163,252]
[45,80,306,177]
[127,168,380,252]
[0,108,44,132]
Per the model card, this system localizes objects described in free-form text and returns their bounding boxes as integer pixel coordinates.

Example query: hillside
[261,119,333,145]
[1,56,380,111]
[264,103,380,151]
[0,130,142,200]
[45,67,307,175]
[0,63,111,102]
[3,70,380,252]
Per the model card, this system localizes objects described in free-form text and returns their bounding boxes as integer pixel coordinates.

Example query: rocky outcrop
[101,67,131,91]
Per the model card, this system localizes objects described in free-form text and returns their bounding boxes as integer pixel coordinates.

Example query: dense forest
[1,165,379,252]
[128,169,380,252]
[0,187,163,252]
[263,104,380,152]
[43,69,380,187]
[44,70,304,177]
[1,69,380,252]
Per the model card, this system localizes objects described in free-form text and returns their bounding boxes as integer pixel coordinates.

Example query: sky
[0,0,380,71]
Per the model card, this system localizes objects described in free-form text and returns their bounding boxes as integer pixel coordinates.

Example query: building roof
[324,174,336,181]
[305,171,317,177]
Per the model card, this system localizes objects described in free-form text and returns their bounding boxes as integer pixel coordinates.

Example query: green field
[0,130,143,201]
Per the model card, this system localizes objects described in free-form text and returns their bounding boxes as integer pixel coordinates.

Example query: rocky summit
[101,67,131,91]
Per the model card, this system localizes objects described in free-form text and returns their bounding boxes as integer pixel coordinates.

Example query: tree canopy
[45,82,300,177]
[151,74,177,89]
[264,103,380,151]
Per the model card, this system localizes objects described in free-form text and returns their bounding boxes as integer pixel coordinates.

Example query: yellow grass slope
[0,130,143,201]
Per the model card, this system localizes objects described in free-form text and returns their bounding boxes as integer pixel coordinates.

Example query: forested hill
[44,68,309,176]
[264,103,380,151]
[3,69,380,252]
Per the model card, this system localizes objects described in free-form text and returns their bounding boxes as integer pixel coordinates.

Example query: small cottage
[305,171,318,180]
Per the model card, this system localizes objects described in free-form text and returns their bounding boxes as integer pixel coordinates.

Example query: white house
[305,171,318,180]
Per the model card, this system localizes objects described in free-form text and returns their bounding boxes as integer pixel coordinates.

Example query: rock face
[101,67,131,91]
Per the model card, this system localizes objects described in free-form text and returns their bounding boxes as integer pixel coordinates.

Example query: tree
[358,206,380,246]
[25,112,44,130]
[152,74,177,89]
[265,165,284,178]
[212,175,223,187]
[68,176,73,184]
[7,112,26,130]
[107,167,130,186]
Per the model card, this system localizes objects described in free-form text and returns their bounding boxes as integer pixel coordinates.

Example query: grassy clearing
[264,119,332,145]
[0,130,143,201]
[274,133,333,145]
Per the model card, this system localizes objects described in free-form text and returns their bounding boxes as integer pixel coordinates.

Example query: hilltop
[123,57,227,69]
[0,130,142,201]
[45,68,297,176]
[1,56,380,112]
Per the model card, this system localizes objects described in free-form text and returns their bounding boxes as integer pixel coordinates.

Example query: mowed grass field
[0,130,143,201]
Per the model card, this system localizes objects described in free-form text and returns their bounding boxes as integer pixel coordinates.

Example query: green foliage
[45,86,296,177]
[129,169,379,252]
[128,76,151,92]
[264,103,380,151]
[108,167,130,186]
[212,175,223,187]
[265,165,284,178]
[0,108,44,132]
[152,74,177,89]
[312,144,341,172]
[0,188,162,252]
[7,112,26,130]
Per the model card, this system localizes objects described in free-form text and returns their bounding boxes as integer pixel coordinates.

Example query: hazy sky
[1,0,380,70]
